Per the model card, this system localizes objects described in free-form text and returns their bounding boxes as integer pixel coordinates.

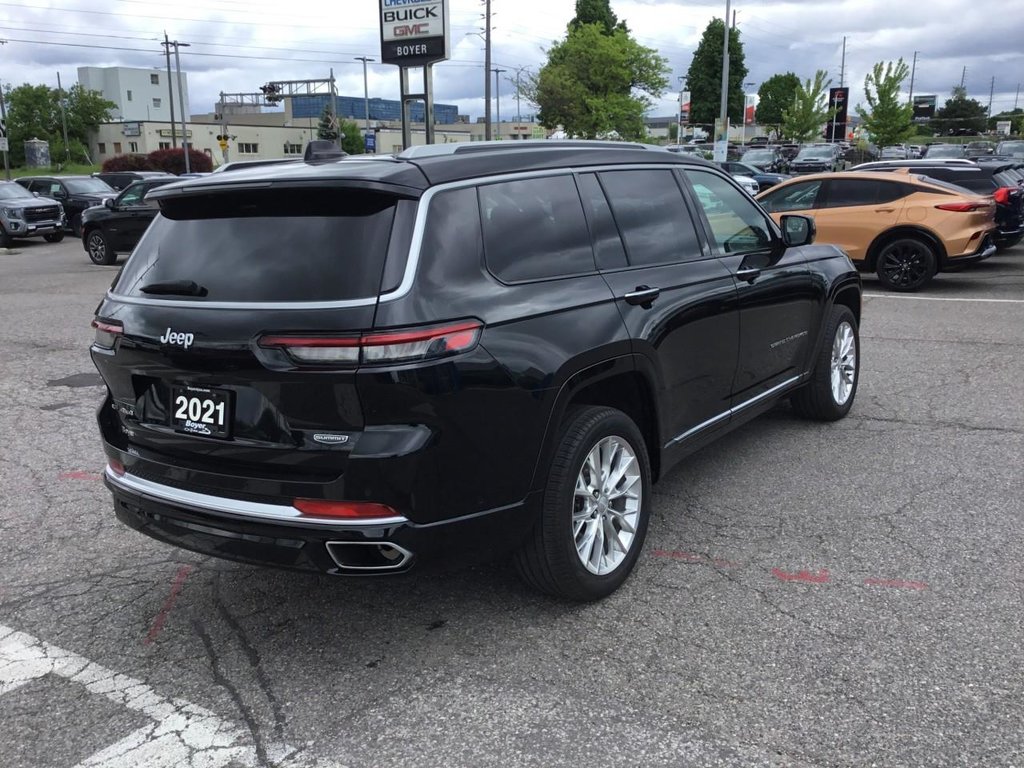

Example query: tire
[514,406,652,601]
[85,229,116,265]
[791,305,859,422]
[875,237,937,292]
[43,232,65,243]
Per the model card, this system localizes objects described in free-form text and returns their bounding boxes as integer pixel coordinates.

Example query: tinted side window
[758,180,823,213]
[478,175,595,283]
[876,181,910,203]
[684,170,773,255]
[118,185,146,206]
[598,170,703,266]
[825,179,883,208]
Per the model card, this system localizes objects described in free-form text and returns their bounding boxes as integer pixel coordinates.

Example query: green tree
[782,70,833,143]
[931,87,987,135]
[855,60,914,148]
[530,23,668,140]
[317,105,339,142]
[756,73,800,138]
[684,19,748,127]
[569,0,620,34]
[338,119,365,154]
[3,82,114,166]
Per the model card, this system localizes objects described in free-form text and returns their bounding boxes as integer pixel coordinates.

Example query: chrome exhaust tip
[325,541,413,572]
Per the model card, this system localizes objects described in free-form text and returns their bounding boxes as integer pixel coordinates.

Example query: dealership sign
[379,0,450,67]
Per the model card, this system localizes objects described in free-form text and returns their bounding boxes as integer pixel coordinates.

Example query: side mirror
[104,197,115,209]
[781,214,815,247]
[53,189,67,199]
[32,191,40,197]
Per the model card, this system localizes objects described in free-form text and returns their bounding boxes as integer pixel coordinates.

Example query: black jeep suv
[91,141,862,600]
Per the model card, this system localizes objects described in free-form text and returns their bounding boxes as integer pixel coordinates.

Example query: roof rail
[397,139,659,160]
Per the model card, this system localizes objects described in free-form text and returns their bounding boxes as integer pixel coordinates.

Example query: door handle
[623,286,661,306]
[735,266,761,282]
[875,207,895,213]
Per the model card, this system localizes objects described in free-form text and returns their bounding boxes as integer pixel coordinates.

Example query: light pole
[492,68,506,140]
[355,56,374,151]
[717,0,731,157]
[161,33,177,148]
[162,38,192,173]
[677,76,685,144]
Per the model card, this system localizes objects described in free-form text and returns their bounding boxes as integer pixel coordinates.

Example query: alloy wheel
[87,234,107,263]
[879,242,930,288]
[572,436,642,575]
[830,321,856,405]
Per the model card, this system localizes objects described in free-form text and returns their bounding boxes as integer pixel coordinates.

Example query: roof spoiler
[304,140,347,162]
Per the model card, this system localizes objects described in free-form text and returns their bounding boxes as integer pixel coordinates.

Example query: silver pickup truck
[0,181,66,247]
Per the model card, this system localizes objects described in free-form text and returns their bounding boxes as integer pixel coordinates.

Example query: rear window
[113,188,397,303]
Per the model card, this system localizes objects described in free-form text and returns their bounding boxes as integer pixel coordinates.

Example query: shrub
[146,148,213,174]
[101,154,153,172]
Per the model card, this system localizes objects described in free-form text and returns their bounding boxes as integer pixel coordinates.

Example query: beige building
[88,108,550,167]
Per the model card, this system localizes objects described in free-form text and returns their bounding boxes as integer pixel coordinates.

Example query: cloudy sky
[1,0,1022,122]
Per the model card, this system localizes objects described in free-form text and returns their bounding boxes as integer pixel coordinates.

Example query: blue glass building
[291,95,460,125]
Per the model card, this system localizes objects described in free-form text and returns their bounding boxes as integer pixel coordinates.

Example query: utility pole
[839,36,847,88]
[171,40,191,172]
[677,76,684,143]
[355,56,374,149]
[328,67,340,148]
[987,76,996,118]
[1015,83,1020,111]
[483,0,492,141]
[56,71,71,163]
[908,51,918,103]
[960,66,967,90]
[717,0,731,157]
[0,39,9,180]
[218,91,228,165]
[161,33,177,148]
[492,68,506,139]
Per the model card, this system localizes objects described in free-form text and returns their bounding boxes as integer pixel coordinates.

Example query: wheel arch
[865,226,947,271]
[531,358,662,489]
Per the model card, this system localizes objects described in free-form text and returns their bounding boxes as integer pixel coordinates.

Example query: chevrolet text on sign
[379,0,450,67]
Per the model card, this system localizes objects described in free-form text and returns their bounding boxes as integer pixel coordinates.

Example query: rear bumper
[945,234,997,269]
[104,467,538,575]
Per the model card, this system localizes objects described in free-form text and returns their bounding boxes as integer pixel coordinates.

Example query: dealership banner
[744,94,756,125]
[379,0,450,67]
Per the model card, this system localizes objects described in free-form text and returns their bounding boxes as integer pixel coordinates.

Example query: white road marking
[864,293,1024,304]
[0,624,333,768]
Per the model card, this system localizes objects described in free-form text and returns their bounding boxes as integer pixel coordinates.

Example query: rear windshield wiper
[139,279,208,297]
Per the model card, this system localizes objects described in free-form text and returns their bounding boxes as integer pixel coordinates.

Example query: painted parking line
[864,293,1024,303]
[0,624,330,768]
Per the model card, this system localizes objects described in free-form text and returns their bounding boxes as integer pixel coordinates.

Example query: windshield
[880,148,906,157]
[997,141,1024,157]
[0,183,35,201]
[742,150,773,162]
[113,188,399,303]
[924,145,965,158]
[65,178,115,194]
[795,147,834,159]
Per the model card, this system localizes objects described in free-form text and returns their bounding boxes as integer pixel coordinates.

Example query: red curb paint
[863,578,928,591]
[145,565,193,645]
[771,567,830,584]
[59,470,101,481]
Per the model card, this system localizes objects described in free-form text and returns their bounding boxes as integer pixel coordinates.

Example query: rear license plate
[171,386,231,438]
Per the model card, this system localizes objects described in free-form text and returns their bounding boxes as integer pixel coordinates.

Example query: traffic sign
[0,137,8,152]
[364,132,375,153]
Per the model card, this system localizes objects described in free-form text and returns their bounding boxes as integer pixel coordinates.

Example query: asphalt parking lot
[1,238,1022,767]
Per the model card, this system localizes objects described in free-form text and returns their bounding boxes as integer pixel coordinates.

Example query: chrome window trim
[668,375,801,446]
[105,467,409,528]
[104,162,694,311]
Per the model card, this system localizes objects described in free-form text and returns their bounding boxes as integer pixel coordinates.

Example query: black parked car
[80,178,177,264]
[92,170,174,191]
[0,181,65,247]
[718,161,791,191]
[852,161,1024,251]
[91,140,861,601]
[15,175,115,236]
[741,146,789,173]
[790,144,843,174]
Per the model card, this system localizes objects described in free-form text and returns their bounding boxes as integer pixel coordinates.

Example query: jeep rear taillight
[91,319,123,349]
[993,187,1015,205]
[259,320,483,367]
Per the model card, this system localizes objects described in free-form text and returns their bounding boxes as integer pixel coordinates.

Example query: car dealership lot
[1,239,1022,767]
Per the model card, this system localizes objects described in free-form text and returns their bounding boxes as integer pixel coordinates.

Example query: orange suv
[756,171,996,290]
